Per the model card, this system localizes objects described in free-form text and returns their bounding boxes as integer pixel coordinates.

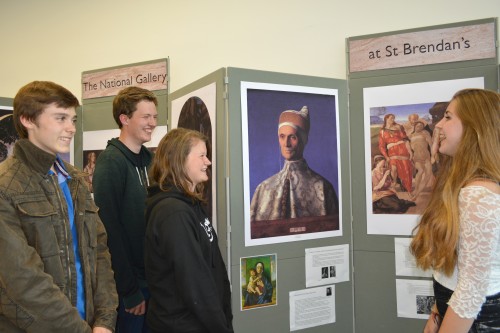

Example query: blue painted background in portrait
[247,89,339,200]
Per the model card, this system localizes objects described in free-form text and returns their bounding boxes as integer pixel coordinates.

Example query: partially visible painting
[364,77,484,235]
[171,82,217,229]
[0,106,17,163]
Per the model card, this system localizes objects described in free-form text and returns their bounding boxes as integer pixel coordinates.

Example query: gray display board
[226,68,352,333]
[348,18,498,333]
[169,67,353,332]
[0,97,12,107]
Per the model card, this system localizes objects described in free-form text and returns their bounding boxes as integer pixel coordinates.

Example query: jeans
[434,279,500,332]
[116,288,150,333]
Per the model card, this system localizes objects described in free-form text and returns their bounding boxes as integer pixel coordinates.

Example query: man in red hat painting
[250,106,338,221]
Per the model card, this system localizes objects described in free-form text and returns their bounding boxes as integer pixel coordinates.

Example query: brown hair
[113,86,158,128]
[410,88,500,275]
[149,128,211,202]
[13,81,80,138]
[382,113,396,129]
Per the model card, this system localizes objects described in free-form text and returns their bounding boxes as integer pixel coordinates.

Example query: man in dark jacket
[0,81,118,332]
[93,86,158,333]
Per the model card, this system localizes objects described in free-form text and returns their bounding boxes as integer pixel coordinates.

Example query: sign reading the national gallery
[348,22,496,73]
[82,60,168,99]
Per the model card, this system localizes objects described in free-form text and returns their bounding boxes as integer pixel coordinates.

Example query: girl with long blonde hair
[410,88,500,333]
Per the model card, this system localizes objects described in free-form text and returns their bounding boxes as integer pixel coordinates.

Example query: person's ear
[19,116,36,130]
[119,114,130,127]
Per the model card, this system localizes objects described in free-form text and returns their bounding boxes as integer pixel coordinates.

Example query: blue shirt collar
[49,155,71,182]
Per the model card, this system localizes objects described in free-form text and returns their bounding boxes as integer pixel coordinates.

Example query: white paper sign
[289,285,335,331]
[395,238,432,277]
[305,244,349,287]
[396,279,434,319]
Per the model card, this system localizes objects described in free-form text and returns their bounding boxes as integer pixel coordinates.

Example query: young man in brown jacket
[0,81,118,332]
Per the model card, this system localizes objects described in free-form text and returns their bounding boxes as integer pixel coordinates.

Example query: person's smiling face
[22,103,76,155]
[184,139,211,190]
[121,100,158,146]
[435,99,463,157]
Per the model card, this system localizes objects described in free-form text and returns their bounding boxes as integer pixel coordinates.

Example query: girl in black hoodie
[145,128,233,333]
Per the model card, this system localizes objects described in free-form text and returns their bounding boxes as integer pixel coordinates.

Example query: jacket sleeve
[157,208,233,333]
[91,211,119,331]
[93,154,143,307]
[0,199,91,333]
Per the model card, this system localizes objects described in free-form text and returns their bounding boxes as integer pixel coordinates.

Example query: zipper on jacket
[49,174,73,304]
[135,166,150,189]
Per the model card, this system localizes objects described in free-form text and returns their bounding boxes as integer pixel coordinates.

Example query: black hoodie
[93,138,152,308]
[144,184,233,333]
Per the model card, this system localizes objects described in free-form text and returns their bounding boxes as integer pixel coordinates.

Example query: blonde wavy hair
[410,88,500,275]
[149,128,211,203]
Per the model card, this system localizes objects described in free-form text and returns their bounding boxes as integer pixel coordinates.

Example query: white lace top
[434,185,500,319]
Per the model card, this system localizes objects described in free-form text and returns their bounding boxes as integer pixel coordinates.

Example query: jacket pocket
[14,197,65,288]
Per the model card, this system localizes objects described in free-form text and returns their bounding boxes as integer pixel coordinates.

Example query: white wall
[1,0,499,98]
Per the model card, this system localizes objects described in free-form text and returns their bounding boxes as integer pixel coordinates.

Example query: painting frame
[240,253,278,311]
[241,81,342,246]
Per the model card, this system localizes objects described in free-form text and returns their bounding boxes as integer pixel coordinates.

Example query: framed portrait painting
[241,82,342,246]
